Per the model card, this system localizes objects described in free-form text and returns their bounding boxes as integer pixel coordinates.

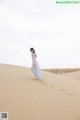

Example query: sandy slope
[59,71,80,81]
[0,64,80,120]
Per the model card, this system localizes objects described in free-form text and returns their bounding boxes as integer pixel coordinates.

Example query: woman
[30,47,43,80]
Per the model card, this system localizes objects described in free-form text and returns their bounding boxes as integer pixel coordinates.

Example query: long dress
[31,52,43,79]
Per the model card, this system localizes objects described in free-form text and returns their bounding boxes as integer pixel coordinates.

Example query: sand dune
[0,64,80,120]
[59,71,80,81]
[44,68,80,73]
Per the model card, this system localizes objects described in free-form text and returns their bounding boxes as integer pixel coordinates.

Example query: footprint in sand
[41,82,55,88]
[49,84,55,88]
[67,92,74,96]
[59,88,66,92]
[39,80,55,88]
[59,88,74,97]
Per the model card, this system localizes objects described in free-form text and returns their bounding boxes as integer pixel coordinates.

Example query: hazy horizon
[0,0,80,68]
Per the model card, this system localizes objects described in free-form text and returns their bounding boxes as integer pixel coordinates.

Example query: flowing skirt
[31,59,43,79]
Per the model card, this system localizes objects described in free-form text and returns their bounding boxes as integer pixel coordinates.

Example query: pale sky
[0,0,80,68]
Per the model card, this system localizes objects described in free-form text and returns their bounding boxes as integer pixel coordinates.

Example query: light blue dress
[31,52,43,79]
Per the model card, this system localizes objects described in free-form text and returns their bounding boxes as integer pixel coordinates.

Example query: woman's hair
[30,47,35,53]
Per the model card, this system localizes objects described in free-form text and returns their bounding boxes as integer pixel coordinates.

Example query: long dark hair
[30,47,37,57]
[30,48,35,53]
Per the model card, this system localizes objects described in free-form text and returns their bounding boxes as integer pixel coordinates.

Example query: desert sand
[59,71,80,81]
[44,68,80,73]
[0,64,80,120]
